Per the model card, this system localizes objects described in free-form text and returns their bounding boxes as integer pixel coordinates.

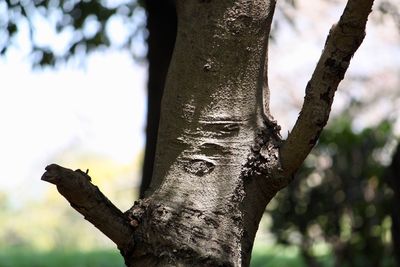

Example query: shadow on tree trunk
[140,0,177,197]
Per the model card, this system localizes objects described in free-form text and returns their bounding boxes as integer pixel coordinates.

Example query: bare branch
[41,164,135,255]
[280,0,375,175]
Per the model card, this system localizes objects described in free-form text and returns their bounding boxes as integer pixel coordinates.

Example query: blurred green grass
[0,249,124,267]
[251,245,306,267]
[251,244,333,267]
[0,245,332,267]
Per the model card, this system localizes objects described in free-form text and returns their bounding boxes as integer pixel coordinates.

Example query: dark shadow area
[140,0,177,197]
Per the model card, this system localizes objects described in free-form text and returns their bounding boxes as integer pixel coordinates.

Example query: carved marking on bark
[199,120,242,137]
[183,158,216,176]
[198,142,231,156]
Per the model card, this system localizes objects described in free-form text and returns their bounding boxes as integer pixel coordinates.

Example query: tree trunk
[41,0,374,266]
[131,1,282,266]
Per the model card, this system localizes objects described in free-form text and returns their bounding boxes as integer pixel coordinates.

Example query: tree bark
[134,1,281,266]
[41,0,374,266]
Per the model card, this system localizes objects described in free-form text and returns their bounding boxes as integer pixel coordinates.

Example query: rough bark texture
[133,1,281,266]
[41,0,375,266]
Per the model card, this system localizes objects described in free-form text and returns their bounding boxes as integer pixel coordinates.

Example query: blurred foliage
[0,0,145,67]
[268,115,396,267]
[251,244,308,267]
[0,153,141,251]
[2,0,398,68]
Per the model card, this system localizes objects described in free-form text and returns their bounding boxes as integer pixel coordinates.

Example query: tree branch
[41,164,135,255]
[280,0,374,175]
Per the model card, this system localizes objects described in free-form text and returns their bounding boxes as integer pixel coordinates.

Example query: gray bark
[134,1,280,266]
[41,0,374,266]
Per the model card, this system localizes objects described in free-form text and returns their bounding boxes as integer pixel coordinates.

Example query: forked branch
[280,0,375,175]
[41,164,135,255]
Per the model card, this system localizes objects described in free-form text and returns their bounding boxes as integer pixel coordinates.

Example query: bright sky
[0,50,147,203]
[0,0,148,205]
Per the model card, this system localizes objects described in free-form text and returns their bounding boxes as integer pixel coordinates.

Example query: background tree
[140,0,176,197]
